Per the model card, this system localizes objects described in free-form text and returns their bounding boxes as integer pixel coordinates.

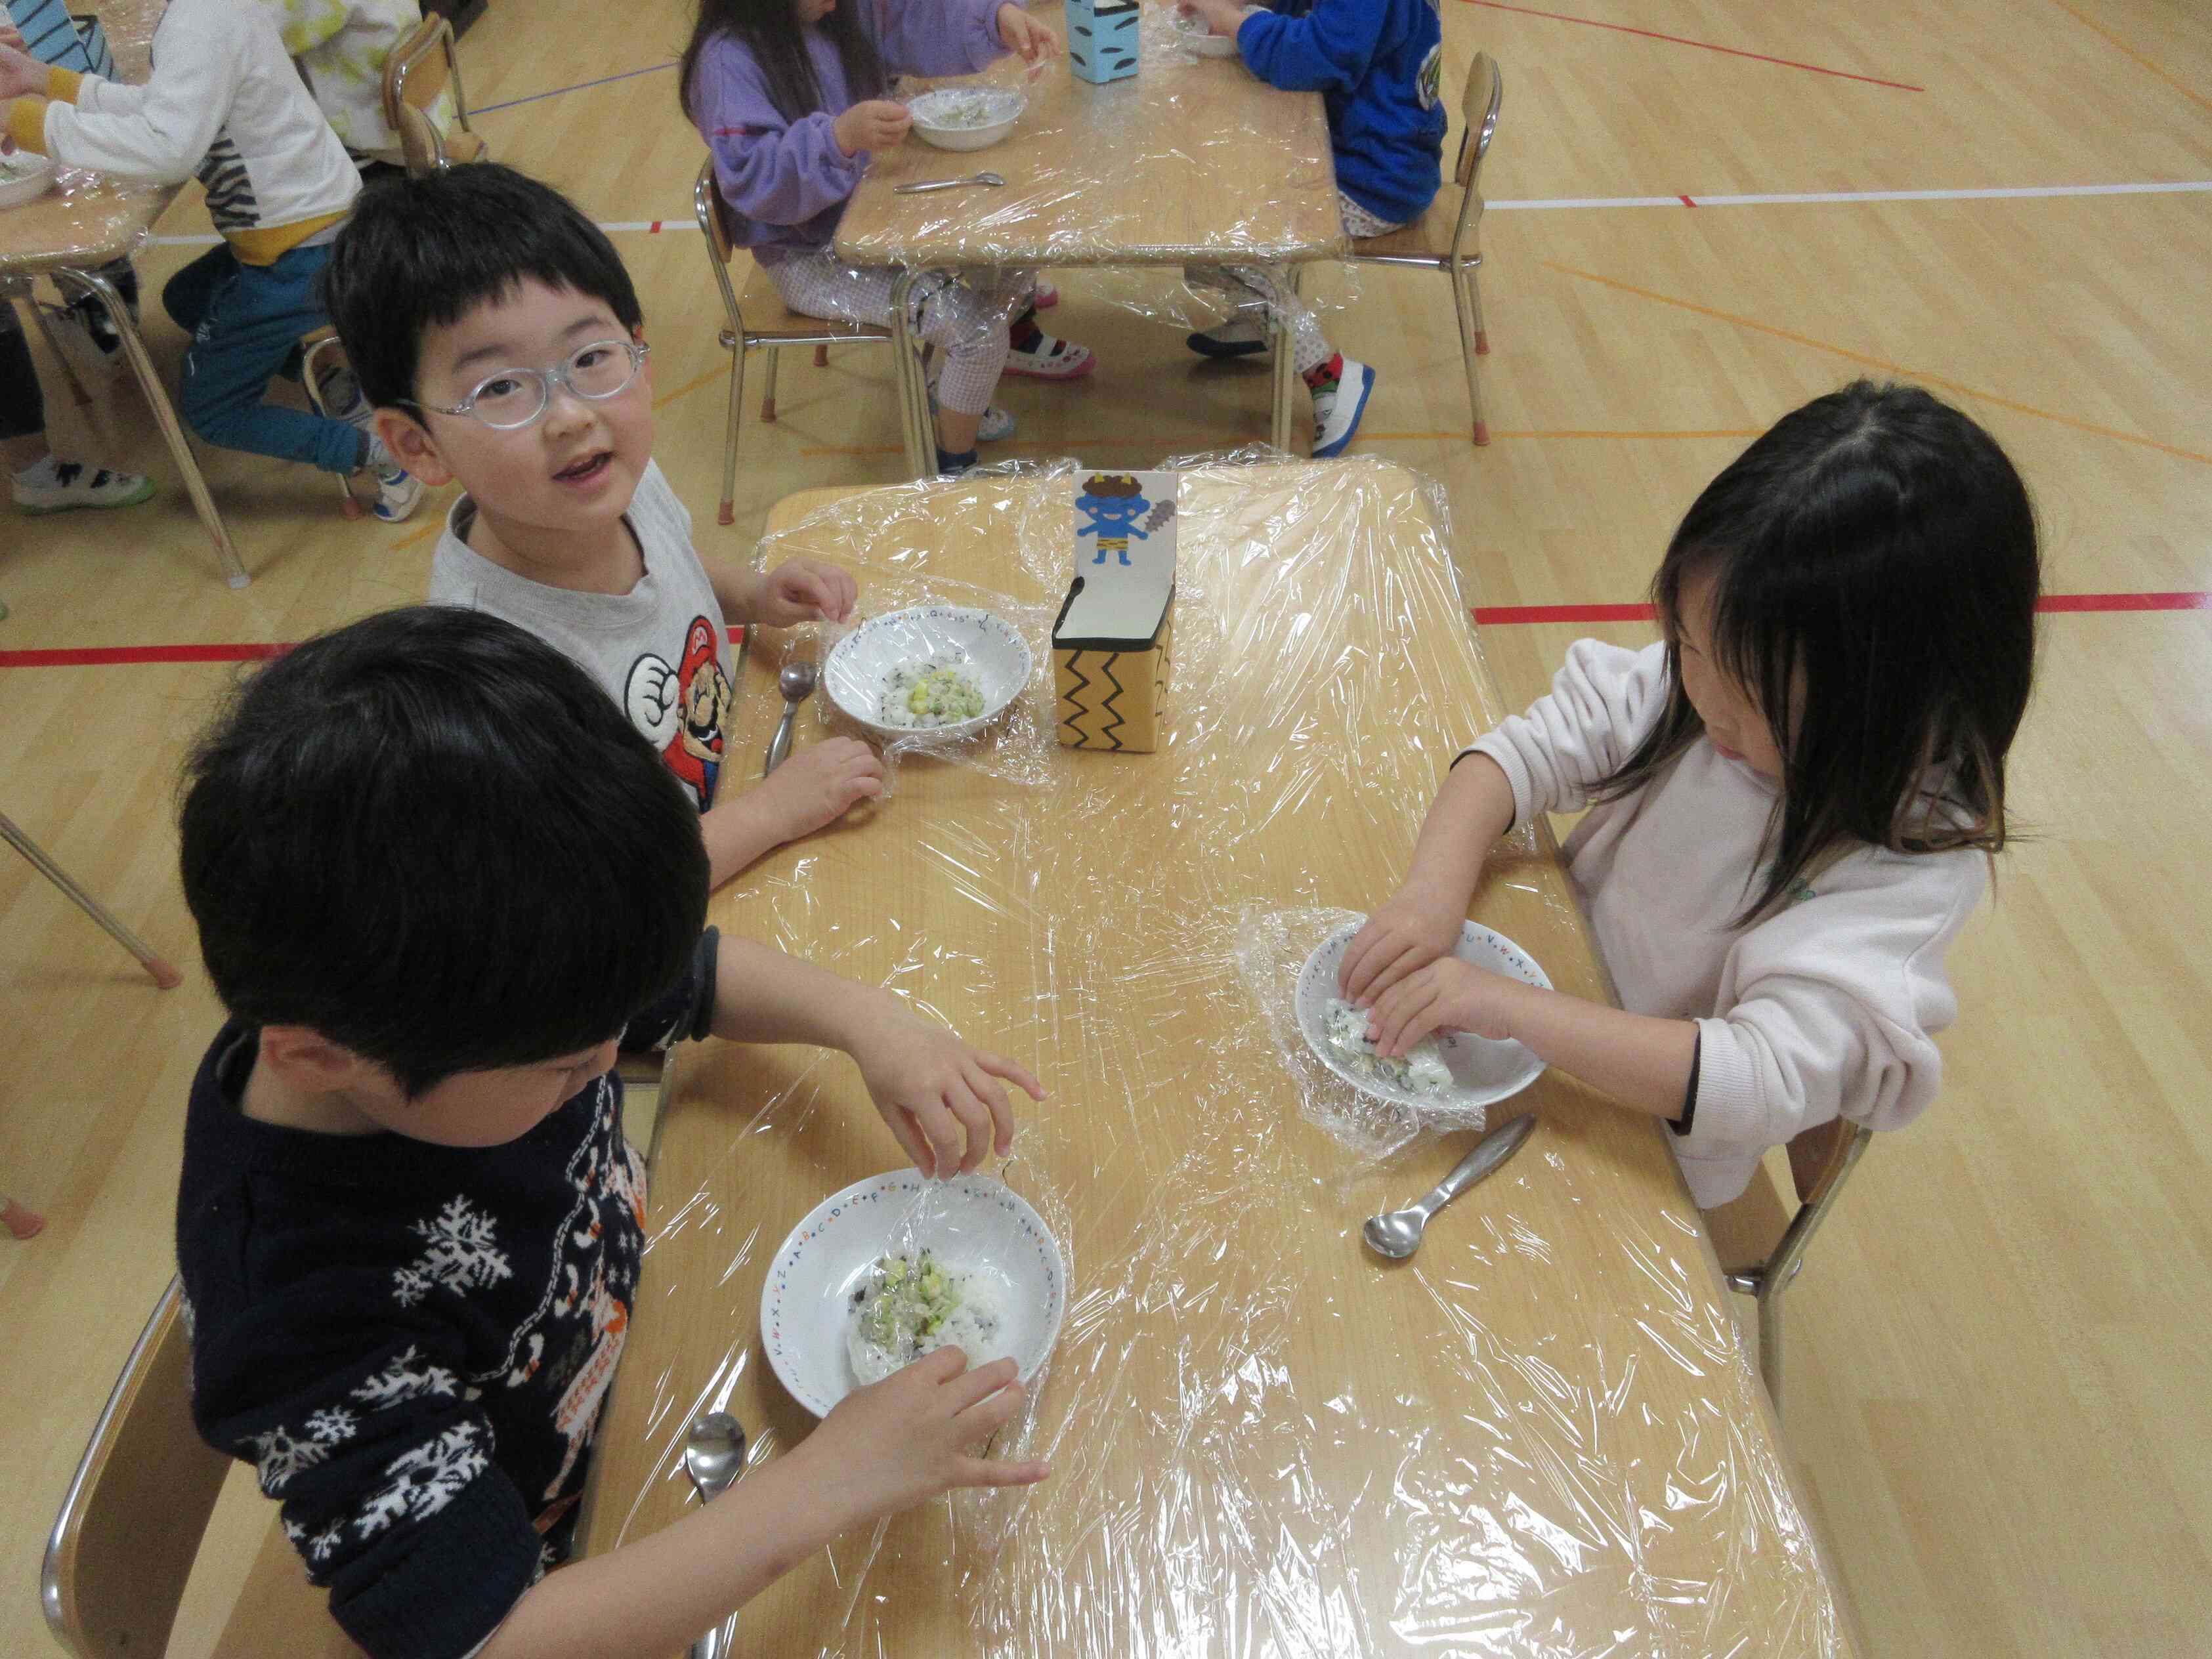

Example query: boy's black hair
[180,608,707,1097]
[322,163,645,411]
[1595,379,2041,923]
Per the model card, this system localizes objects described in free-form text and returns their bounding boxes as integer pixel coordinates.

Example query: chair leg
[719,342,746,527]
[1755,1284,1785,1417]
[813,345,829,368]
[301,337,367,521]
[1269,267,1302,454]
[1451,271,1491,448]
[1470,267,1490,356]
[0,810,183,988]
[761,346,780,423]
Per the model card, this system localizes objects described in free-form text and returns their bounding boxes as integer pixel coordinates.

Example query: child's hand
[1365,956,1533,1056]
[756,556,858,625]
[833,99,912,158]
[1338,888,1464,1005]
[1181,0,1248,39]
[813,1349,1048,1517]
[0,41,51,100]
[996,4,1058,62]
[753,737,883,842]
[849,1011,1044,1177]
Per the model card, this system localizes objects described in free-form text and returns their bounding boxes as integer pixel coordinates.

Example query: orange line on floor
[389,518,442,551]
[2052,1,2212,117]
[652,368,724,410]
[1541,261,2212,465]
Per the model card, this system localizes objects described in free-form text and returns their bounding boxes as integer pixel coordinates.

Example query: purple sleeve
[867,0,1006,78]
[692,37,869,228]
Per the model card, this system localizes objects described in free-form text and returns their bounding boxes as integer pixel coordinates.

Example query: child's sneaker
[928,385,1016,442]
[314,361,375,432]
[371,462,426,522]
[11,456,156,514]
[1004,312,1094,379]
[1186,316,1270,360]
[935,446,979,478]
[1032,282,1059,308]
[1309,356,1376,459]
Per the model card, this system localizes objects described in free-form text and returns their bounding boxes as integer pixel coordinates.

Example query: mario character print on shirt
[623,618,733,810]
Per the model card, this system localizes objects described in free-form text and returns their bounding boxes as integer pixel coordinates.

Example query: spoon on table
[683,1412,747,1658]
[895,171,1007,195]
[763,659,817,773]
[1361,1114,1537,1261]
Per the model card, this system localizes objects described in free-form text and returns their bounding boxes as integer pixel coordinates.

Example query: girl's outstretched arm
[1340,752,1514,1004]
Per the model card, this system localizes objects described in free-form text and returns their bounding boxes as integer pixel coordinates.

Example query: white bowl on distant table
[762,1171,1067,1417]
[907,88,1026,152]
[824,604,1033,742]
[0,150,56,210]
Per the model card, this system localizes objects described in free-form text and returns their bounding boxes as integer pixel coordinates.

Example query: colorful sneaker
[1310,358,1376,458]
[927,385,1015,442]
[11,459,156,514]
[1003,330,1094,380]
[372,463,426,522]
[1186,316,1270,360]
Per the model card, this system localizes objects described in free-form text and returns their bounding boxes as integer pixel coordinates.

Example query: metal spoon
[895,171,1007,195]
[1362,1114,1537,1260]
[763,659,817,773]
[683,1412,746,1658]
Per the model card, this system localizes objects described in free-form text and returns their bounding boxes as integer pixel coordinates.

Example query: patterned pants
[764,253,1027,416]
[1187,192,1405,375]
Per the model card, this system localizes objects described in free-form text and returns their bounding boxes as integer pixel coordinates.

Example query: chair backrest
[1455,52,1502,192]
[383,15,478,177]
[43,1277,231,1659]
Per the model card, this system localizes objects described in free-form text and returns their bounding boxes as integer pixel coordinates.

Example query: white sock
[12,453,63,487]
[363,433,398,474]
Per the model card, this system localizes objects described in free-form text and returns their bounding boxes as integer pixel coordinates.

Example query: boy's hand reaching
[755,556,857,626]
[0,40,52,100]
[1338,886,1466,1005]
[996,5,1058,62]
[812,1349,1048,1518]
[1180,0,1248,39]
[752,736,883,843]
[833,99,912,158]
[849,1010,1044,1177]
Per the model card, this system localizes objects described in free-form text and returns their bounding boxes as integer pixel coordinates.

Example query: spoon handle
[894,176,998,194]
[1422,1114,1537,1215]
[765,704,799,773]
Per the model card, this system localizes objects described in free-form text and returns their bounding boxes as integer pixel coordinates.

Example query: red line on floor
[1458,1,1925,91]
[3,603,2200,670]
[1680,194,1697,207]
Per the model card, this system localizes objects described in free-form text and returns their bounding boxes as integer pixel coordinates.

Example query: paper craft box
[1067,0,1141,85]
[1055,470,1176,753]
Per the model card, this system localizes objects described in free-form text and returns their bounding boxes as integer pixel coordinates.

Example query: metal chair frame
[383,14,486,177]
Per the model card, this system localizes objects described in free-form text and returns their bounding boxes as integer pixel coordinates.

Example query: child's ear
[373,408,454,487]
[259,1026,379,1094]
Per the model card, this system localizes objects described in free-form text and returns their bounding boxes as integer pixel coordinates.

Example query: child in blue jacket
[1179,0,1445,457]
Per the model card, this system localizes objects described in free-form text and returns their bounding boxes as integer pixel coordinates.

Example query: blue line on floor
[475,59,678,116]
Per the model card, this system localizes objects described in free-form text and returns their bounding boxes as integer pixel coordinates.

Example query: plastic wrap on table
[608,455,1851,1657]
[839,2,1347,285]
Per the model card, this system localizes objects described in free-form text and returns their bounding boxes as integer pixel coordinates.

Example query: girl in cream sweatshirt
[1342,381,2041,1206]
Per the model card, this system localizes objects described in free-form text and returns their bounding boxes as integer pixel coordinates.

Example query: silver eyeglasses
[406,339,650,430]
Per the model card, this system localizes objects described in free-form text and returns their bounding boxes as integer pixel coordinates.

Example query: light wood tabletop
[576,460,1856,1657]
[832,2,1346,270]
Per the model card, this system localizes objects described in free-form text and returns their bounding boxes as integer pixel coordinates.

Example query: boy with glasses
[325,164,887,885]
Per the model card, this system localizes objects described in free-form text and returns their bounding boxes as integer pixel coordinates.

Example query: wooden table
[833,2,1347,472]
[0,0,250,585]
[578,461,1856,1657]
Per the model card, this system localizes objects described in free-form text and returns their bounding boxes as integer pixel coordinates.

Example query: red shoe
[1032,282,1059,308]
[3,1198,45,1240]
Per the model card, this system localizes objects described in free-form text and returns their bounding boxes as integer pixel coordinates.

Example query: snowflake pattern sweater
[175,934,717,1659]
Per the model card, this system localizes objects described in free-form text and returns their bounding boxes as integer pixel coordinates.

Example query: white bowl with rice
[0,150,56,211]
[906,87,1026,152]
[761,1171,1067,1416]
[824,604,1032,742]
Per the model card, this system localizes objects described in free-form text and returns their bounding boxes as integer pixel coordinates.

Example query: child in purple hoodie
[681,0,1095,474]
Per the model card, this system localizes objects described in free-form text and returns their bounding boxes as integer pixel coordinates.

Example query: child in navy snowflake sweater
[175,607,1049,1659]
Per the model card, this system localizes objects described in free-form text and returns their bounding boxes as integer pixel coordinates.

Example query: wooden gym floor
[1,2,2207,1654]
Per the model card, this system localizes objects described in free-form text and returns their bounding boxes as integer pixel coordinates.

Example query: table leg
[0,808,184,989]
[1270,266,1303,455]
[54,264,251,589]
[887,269,931,480]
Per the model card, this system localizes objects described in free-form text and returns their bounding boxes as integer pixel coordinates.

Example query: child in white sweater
[1342,381,2041,1206]
[0,0,422,518]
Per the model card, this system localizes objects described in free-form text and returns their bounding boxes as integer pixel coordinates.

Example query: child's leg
[172,244,370,476]
[3,301,156,513]
[0,303,46,459]
[1185,264,1334,373]
[161,245,239,339]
